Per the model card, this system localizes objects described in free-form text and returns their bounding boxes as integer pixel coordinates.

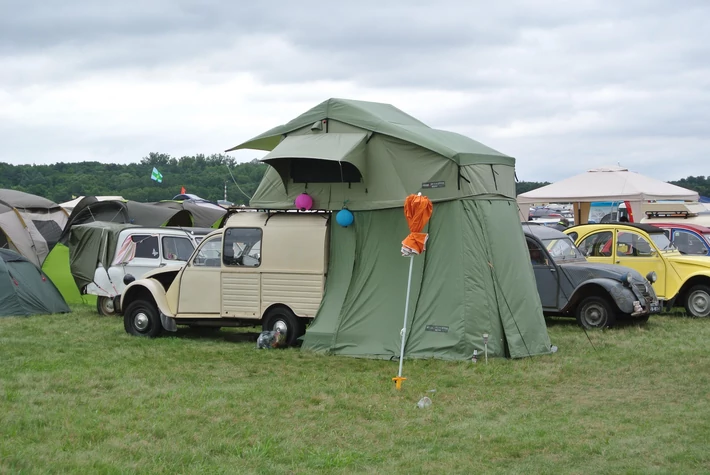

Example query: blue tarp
[699,196,710,203]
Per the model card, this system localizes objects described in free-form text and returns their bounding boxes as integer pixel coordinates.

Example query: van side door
[221,227,262,318]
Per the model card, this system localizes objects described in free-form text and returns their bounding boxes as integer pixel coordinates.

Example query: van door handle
[615,260,620,264]
[159,263,166,267]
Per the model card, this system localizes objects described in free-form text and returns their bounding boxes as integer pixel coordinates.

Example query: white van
[90,227,212,315]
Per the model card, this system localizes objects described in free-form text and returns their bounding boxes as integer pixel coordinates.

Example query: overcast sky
[1,0,708,182]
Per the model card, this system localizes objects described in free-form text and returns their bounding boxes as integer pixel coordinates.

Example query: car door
[614,230,668,299]
[177,235,222,315]
[576,230,614,264]
[527,237,559,309]
[123,233,161,280]
[670,229,709,256]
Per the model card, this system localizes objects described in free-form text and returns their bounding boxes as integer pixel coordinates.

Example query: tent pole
[397,255,415,380]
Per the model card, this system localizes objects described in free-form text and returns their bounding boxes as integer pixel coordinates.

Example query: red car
[644,222,710,256]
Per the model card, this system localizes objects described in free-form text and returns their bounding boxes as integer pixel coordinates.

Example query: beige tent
[517,166,699,223]
[0,190,69,266]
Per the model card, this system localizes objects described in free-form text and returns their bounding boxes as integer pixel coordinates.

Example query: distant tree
[516,181,550,196]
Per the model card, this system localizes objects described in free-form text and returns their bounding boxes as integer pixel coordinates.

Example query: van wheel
[262,307,304,347]
[96,296,116,316]
[124,300,163,337]
[684,285,710,317]
[576,296,616,329]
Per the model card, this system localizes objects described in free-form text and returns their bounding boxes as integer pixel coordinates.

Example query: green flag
[151,167,163,183]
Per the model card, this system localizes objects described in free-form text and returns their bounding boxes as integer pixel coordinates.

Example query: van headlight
[646,271,657,284]
[621,273,633,286]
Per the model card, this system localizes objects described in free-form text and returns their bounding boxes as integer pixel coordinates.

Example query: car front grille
[634,283,654,302]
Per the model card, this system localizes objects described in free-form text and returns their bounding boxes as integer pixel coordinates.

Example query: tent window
[131,234,159,259]
[31,220,63,248]
[223,228,262,267]
[290,159,362,183]
[162,236,194,261]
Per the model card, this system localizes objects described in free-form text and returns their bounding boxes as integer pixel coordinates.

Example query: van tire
[576,296,616,329]
[684,285,710,317]
[262,307,305,347]
[96,296,116,316]
[124,300,163,338]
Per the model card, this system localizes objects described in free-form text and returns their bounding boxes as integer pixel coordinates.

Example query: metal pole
[224,181,227,202]
[397,255,415,378]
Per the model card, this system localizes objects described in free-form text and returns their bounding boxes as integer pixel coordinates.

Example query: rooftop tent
[226,98,515,211]
[517,166,699,224]
[151,200,227,228]
[0,189,69,267]
[229,98,552,361]
[0,249,70,317]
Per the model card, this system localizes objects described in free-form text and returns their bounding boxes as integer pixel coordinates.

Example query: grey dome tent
[227,98,552,360]
[0,249,70,317]
[0,189,69,267]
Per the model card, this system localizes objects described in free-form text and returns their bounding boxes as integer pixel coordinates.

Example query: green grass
[1,308,709,474]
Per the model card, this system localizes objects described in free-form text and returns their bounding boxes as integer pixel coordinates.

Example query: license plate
[650,303,662,313]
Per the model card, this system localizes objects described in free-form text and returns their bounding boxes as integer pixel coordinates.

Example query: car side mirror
[123,274,136,285]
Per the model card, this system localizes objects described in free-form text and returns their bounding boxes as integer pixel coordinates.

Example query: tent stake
[393,255,415,390]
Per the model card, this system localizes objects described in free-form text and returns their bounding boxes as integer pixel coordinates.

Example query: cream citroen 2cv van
[120,211,329,346]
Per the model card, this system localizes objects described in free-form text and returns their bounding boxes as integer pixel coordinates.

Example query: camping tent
[517,166,699,224]
[0,249,70,317]
[0,189,69,267]
[150,200,226,228]
[228,98,552,360]
[43,197,191,304]
[59,196,125,213]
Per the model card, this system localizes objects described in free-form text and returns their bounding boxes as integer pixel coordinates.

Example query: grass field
[1,307,709,474]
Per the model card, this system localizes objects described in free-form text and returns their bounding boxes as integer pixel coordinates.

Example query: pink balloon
[294,193,313,211]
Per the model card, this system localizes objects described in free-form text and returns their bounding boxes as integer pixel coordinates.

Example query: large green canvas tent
[228,98,552,360]
[0,249,70,317]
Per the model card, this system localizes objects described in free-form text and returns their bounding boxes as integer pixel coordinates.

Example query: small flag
[151,167,163,183]
[180,186,186,194]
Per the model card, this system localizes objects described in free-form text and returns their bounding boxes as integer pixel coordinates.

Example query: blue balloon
[336,209,354,227]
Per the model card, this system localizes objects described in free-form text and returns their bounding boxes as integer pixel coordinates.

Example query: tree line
[0,153,268,205]
[0,154,708,204]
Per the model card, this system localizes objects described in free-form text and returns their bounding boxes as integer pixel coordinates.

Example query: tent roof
[226,98,514,167]
[0,189,61,209]
[517,166,699,204]
[0,248,29,263]
[60,196,125,210]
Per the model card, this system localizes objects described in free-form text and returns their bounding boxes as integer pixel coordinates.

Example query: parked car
[120,212,329,346]
[84,226,212,315]
[565,223,710,317]
[639,222,710,256]
[523,224,660,328]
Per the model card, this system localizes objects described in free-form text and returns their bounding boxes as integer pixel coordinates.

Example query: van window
[131,235,159,259]
[223,228,262,267]
[162,236,194,261]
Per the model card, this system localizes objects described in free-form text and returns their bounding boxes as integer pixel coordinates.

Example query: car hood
[666,254,710,267]
[558,261,646,284]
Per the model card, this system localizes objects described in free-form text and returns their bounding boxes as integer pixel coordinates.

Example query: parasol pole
[395,255,415,386]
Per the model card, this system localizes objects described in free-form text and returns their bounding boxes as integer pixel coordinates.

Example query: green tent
[228,98,552,360]
[0,249,70,317]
